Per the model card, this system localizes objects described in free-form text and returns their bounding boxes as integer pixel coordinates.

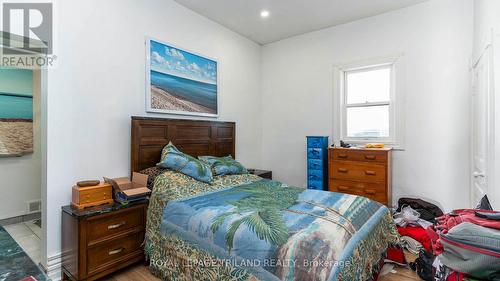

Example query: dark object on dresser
[248,169,272,180]
[61,200,148,281]
[306,136,329,190]
[328,147,392,206]
[76,180,100,187]
[339,140,352,148]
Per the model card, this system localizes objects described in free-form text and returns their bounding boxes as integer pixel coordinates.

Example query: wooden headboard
[131,116,236,173]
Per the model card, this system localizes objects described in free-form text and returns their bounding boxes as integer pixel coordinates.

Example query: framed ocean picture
[0,67,34,156]
[146,38,218,117]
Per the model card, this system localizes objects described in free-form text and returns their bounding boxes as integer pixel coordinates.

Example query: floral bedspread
[145,171,398,281]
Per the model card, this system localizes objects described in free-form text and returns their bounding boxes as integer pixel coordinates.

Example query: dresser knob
[338,154,348,158]
[365,170,376,176]
[364,189,376,195]
[338,168,348,173]
[365,155,376,160]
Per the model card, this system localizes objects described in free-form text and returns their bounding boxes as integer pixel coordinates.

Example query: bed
[131,117,399,281]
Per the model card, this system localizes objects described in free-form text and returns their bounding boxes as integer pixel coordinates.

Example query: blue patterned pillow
[198,155,248,176]
[157,142,213,183]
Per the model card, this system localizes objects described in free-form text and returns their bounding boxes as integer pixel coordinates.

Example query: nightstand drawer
[331,149,387,163]
[330,180,387,204]
[330,161,386,182]
[62,201,147,281]
[88,207,143,242]
[87,231,143,275]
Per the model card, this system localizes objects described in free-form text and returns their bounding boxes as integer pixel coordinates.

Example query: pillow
[198,155,248,176]
[157,142,213,183]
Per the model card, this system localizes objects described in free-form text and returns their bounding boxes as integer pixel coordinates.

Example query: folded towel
[401,235,423,255]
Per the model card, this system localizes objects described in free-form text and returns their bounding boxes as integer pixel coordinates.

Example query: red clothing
[427,209,500,256]
[397,226,432,252]
[436,209,500,231]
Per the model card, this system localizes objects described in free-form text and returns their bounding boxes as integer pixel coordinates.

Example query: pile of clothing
[393,198,443,256]
[392,196,500,281]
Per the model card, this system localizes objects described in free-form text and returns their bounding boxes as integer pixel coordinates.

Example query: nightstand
[61,200,148,281]
[248,169,272,180]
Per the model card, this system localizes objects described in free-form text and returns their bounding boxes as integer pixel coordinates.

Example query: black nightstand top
[248,168,272,180]
[62,199,149,219]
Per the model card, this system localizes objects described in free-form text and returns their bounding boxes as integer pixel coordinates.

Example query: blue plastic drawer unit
[306,136,328,190]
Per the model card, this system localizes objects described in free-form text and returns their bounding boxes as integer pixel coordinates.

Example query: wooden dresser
[61,201,148,281]
[328,148,392,206]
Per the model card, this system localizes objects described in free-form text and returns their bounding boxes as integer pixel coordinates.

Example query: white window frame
[333,55,405,149]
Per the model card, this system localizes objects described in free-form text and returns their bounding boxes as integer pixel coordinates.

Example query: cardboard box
[104,172,151,204]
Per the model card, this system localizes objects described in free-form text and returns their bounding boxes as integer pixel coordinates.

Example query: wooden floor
[379,266,421,281]
[101,259,421,281]
[379,251,421,281]
[100,265,160,281]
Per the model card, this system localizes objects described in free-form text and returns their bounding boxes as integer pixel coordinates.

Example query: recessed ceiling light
[260,10,270,18]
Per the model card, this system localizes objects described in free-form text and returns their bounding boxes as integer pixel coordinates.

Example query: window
[335,56,402,146]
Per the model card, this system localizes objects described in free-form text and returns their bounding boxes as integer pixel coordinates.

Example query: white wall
[261,0,473,212]
[45,0,262,268]
[0,71,41,220]
[473,0,500,209]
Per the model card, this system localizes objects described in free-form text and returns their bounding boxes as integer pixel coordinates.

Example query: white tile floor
[4,221,42,266]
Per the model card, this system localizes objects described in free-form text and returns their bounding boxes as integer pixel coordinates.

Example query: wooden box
[71,182,113,210]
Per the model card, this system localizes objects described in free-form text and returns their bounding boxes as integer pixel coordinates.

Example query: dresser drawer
[330,161,386,182]
[87,231,143,275]
[307,169,324,181]
[331,149,387,163]
[77,188,112,205]
[307,148,324,159]
[307,159,323,170]
[330,180,387,204]
[88,207,143,242]
[307,137,327,148]
[308,180,324,190]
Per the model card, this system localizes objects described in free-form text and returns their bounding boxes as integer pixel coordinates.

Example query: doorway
[0,32,47,279]
[470,39,494,207]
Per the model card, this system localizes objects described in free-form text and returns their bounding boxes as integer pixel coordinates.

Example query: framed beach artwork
[0,67,34,156]
[146,38,218,117]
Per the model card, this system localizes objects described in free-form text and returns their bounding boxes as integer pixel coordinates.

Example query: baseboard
[0,212,41,226]
[46,253,62,281]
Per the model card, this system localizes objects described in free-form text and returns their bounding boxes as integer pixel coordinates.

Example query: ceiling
[174,0,428,45]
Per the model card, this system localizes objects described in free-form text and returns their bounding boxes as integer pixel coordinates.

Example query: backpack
[410,249,435,281]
